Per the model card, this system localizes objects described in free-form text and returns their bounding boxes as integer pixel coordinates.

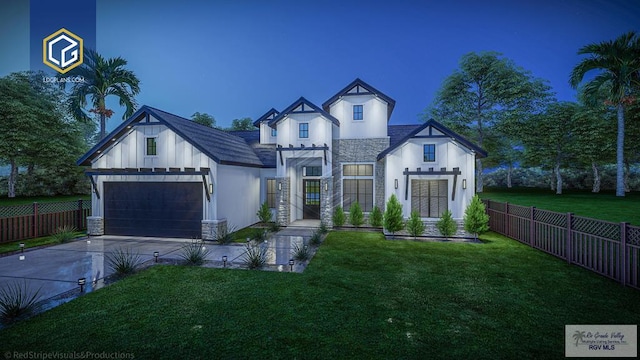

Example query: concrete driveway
[0,227,315,306]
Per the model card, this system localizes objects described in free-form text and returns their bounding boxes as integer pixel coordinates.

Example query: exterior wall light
[462,179,467,190]
[209,183,214,194]
[324,182,328,191]
[394,179,398,189]
[278,182,282,191]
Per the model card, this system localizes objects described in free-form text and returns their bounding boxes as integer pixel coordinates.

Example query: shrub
[256,202,272,224]
[51,225,78,243]
[436,209,457,239]
[214,224,237,245]
[269,221,281,233]
[0,281,42,324]
[406,211,425,239]
[318,222,329,234]
[242,243,268,270]
[348,202,364,227]
[464,195,490,240]
[383,194,404,236]
[252,229,269,243]
[309,230,323,245]
[292,241,311,261]
[369,206,383,227]
[180,241,211,266]
[106,247,142,277]
[332,206,345,227]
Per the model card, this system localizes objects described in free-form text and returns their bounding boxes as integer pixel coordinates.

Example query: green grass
[479,187,640,225]
[230,225,267,243]
[0,232,85,255]
[1,231,639,359]
[0,195,90,206]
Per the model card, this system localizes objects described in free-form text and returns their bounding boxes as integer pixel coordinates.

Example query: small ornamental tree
[256,202,272,225]
[406,211,425,239]
[333,206,345,227]
[436,209,457,239]
[349,202,364,227]
[383,194,404,237]
[464,195,490,240]
[369,205,383,227]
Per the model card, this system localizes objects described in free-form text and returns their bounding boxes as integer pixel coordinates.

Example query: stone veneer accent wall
[275,177,290,226]
[87,216,104,236]
[320,177,333,226]
[201,219,227,241]
[332,138,390,212]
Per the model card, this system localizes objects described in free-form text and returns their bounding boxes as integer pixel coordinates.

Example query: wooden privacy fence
[483,199,640,290]
[0,200,91,244]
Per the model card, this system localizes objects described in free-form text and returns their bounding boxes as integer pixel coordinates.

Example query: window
[342,164,374,212]
[353,105,363,120]
[299,123,309,138]
[423,144,435,162]
[304,166,322,176]
[411,180,448,217]
[271,128,277,137]
[266,179,276,208]
[146,137,157,156]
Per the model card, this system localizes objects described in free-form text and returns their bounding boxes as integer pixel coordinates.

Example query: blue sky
[1,0,639,131]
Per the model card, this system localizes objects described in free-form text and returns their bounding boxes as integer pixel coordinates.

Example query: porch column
[275,177,290,226]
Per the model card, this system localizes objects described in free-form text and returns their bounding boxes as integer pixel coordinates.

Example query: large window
[299,123,309,138]
[411,179,447,217]
[146,137,157,156]
[342,164,374,212]
[353,105,363,120]
[266,179,276,208]
[423,144,435,162]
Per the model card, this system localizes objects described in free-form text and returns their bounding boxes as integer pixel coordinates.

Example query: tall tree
[569,31,640,196]
[229,117,254,131]
[429,52,552,192]
[191,112,217,128]
[64,49,141,139]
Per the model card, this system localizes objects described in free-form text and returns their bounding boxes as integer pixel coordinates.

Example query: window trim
[423,144,436,162]
[299,122,309,139]
[353,104,363,121]
[145,137,158,156]
[341,162,375,212]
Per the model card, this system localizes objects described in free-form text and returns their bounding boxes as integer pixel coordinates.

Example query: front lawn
[480,187,640,225]
[1,231,638,359]
[0,231,85,255]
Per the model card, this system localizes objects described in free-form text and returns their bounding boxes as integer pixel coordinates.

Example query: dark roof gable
[252,108,280,127]
[77,105,267,168]
[322,78,396,120]
[268,97,340,128]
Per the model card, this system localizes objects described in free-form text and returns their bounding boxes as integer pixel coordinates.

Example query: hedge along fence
[483,199,640,290]
[0,200,91,243]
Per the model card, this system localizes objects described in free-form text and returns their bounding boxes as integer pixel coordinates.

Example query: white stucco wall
[217,164,261,229]
[329,94,389,139]
[260,123,277,144]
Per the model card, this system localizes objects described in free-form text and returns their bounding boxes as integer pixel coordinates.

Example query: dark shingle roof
[388,124,420,148]
[229,130,276,167]
[253,108,279,127]
[77,106,266,168]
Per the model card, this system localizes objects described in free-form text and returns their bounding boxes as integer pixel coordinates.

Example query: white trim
[340,162,375,212]
[422,143,436,163]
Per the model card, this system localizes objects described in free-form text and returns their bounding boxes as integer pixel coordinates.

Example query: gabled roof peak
[268,97,340,128]
[253,108,280,127]
[322,78,396,120]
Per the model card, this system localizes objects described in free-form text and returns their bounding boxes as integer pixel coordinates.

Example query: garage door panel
[104,182,203,238]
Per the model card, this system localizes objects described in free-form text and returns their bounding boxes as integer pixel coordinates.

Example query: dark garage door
[104,182,203,238]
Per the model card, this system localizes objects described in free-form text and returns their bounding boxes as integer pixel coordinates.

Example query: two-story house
[78,78,486,238]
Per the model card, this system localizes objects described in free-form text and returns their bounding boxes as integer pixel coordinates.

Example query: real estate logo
[42,28,84,74]
[566,325,637,357]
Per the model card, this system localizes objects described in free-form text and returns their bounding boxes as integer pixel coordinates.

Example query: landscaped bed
[1,231,639,358]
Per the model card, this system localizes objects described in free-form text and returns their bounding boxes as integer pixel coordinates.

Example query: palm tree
[569,32,640,197]
[572,330,586,346]
[64,49,141,139]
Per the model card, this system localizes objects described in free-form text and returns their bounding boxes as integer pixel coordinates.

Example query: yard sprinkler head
[289,259,294,272]
[153,251,159,263]
[19,243,25,253]
[222,255,228,267]
[78,277,86,292]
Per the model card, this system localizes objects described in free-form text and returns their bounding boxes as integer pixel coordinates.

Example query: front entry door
[303,179,321,219]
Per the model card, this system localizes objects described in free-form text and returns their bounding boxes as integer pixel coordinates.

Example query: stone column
[275,177,290,226]
[202,219,227,241]
[87,216,104,235]
[320,177,333,227]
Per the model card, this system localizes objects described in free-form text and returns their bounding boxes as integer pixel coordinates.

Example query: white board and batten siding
[328,94,389,139]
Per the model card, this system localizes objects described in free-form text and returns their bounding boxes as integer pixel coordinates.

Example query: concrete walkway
[0,225,319,306]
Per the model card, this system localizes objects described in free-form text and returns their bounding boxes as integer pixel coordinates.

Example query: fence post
[504,202,509,237]
[77,199,83,230]
[566,212,572,264]
[529,206,535,246]
[620,222,628,286]
[32,202,39,238]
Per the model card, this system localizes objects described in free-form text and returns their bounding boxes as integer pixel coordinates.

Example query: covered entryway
[302,179,321,219]
[104,182,203,238]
